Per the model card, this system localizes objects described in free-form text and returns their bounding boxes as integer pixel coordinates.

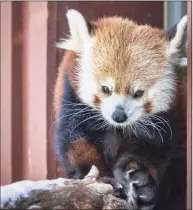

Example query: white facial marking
[101,93,144,126]
[149,69,176,113]
[99,77,114,89]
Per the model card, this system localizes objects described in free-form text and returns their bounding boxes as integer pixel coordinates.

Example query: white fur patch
[56,10,98,106]
[167,15,187,57]
[179,57,187,67]
[125,171,137,207]
[99,77,115,89]
[57,9,91,52]
[149,68,176,113]
[127,182,137,207]
[77,38,98,105]
[101,94,143,126]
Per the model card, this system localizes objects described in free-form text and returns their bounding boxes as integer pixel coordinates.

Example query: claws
[114,163,158,210]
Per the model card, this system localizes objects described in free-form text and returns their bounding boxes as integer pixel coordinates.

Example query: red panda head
[57,10,187,127]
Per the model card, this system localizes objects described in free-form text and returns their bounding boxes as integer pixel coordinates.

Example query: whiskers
[50,89,173,144]
[51,102,86,121]
[50,89,108,137]
[49,110,83,136]
[136,114,172,143]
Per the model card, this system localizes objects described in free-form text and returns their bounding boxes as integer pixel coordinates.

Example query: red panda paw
[125,168,157,209]
[99,176,127,199]
[114,163,158,210]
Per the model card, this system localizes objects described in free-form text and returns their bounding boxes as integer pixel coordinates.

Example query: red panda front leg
[65,138,105,179]
[113,154,169,210]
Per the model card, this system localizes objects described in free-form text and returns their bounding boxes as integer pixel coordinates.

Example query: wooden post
[0,2,12,185]
[22,2,48,180]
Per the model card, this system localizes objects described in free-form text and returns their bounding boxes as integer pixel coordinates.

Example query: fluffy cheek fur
[148,70,177,114]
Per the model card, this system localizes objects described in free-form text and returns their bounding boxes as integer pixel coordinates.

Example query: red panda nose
[111,108,128,123]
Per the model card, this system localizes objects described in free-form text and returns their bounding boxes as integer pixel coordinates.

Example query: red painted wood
[22,2,48,180]
[0,2,12,185]
[46,2,58,179]
[11,1,23,183]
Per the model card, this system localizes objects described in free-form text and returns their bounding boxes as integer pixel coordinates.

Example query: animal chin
[109,120,129,127]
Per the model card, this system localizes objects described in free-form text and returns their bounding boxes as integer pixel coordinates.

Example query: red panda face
[57,10,187,127]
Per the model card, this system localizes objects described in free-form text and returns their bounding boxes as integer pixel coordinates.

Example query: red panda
[53,10,187,210]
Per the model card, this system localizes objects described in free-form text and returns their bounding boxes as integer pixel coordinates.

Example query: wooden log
[1,166,131,210]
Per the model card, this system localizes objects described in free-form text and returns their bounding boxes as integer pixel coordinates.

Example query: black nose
[111,109,127,123]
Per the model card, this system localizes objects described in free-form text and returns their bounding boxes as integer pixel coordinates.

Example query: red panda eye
[102,86,111,94]
[133,90,144,98]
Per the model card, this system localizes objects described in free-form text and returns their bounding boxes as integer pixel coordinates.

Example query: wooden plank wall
[1,2,49,184]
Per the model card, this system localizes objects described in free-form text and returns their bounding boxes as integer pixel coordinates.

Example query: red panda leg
[64,138,105,179]
[113,155,169,210]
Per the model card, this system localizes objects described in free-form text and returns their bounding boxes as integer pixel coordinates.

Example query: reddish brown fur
[55,17,186,116]
[54,16,186,130]
[144,101,152,114]
[67,138,100,166]
[127,162,158,183]
[92,95,101,108]
[148,167,158,183]
[127,161,139,170]
[91,17,168,100]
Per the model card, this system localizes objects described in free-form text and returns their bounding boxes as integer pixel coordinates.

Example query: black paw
[114,166,157,210]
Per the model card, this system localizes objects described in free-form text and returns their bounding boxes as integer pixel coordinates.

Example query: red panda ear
[163,23,178,41]
[57,9,93,53]
[164,15,187,67]
[86,21,98,36]
[86,21,94,35]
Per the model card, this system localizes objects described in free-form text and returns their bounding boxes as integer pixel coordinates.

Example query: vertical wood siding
[1,1,12,185]
[22,2,48,181]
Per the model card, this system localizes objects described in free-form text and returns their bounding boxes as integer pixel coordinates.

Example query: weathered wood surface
[1,166,131,210]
